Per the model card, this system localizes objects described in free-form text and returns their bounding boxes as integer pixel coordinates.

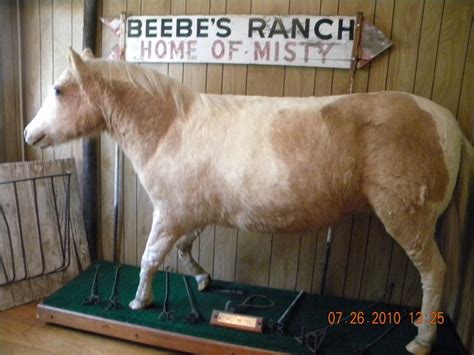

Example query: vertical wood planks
[20,1,42,161]
[52,0,73,161]
[39,0,55,161]
[413,0,444,99]
[0,0,21,162]
[432,0,473,114]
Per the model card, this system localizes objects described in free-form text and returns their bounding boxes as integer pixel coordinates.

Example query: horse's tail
[439,133,473,332]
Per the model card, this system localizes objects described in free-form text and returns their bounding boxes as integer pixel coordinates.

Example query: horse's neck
[100,78,199,171]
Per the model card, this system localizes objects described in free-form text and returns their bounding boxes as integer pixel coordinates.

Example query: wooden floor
[0,302,177,354]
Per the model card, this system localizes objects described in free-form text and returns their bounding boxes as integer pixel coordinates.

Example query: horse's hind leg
[371,195,446,354]
[176,229,211,291]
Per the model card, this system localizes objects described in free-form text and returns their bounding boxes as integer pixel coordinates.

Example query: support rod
[82,0,99,261]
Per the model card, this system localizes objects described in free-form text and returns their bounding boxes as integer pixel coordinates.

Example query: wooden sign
[126,15,362,69]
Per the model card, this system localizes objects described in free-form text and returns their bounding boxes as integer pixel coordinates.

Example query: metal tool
[225,295,274,314]
[82,263,101,306]
[182,275,202,323]
[353,310,410,354]
[274,289,305,335]
[158,270,174,321]
[104,264,122,310]
[208,285,246,295]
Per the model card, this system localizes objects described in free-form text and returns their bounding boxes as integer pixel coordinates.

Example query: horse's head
[24,48,104,148]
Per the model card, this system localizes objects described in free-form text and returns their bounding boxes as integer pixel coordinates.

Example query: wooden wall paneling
[432,0,473,114]
[342,212,370,299]
[457,19,473,142]
[39,0,55,161]
[245,0,289,98]
[120,0,141,267]
[0,0,19,162]
[20,0,42,161]
[322,215,352,296]
[0,2,7,161]
[100,0,126,262]
[162,0,185,272]
[0,32,5,162]
[367,0,394,93]
[295,231,317,291]
[10,162,48,302]
[71,0,84,188]
[413,0,444,99]
[283,0,319,98]
[235,231,272,286]
[234,0,289,288]
[358,217,392,302]
[268,234,300,290]
[11,1,22,162]
[52,0,73,161]
[313,0,337,97]
[212,0,251,283]
[386,0,423,92]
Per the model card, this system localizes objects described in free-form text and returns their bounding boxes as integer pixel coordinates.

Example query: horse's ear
[68,47,88,80]
[81,48,95,61]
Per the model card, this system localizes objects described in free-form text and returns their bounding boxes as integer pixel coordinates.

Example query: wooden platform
[0,302,172,354]
[37,303,279,354]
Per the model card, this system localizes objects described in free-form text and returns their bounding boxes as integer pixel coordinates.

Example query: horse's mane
[86,59,182,98]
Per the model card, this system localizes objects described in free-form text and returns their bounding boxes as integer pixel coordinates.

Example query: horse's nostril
[23,127,28,139]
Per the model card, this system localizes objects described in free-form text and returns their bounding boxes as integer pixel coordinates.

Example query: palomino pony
[25,48,471,354]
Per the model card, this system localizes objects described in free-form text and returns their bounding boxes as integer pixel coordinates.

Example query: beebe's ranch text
[126,15,356,68]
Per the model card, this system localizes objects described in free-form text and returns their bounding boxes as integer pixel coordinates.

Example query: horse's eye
[54,87,61,96]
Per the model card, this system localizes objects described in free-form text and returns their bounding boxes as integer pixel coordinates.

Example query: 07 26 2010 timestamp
[327,311,445,326]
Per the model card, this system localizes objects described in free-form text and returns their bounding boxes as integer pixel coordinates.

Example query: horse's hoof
[195,273,210,291]
[405,339,431,354]
[129,298,151,310]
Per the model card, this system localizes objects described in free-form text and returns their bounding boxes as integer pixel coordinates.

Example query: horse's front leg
[129,211,178,310]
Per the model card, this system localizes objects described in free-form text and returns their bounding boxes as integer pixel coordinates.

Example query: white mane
[86,59,178,97]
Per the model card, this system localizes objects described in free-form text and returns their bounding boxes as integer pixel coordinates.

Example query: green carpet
[43,261,466,354]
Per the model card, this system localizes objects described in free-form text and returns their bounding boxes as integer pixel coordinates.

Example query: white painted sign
[125,15,358,68]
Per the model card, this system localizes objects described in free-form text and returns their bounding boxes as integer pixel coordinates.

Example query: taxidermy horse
[25,48,471,354]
